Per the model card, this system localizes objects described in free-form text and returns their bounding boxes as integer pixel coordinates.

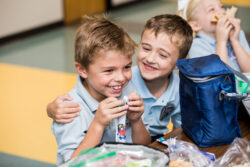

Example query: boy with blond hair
[52,15,151,166]
[178,0,250,72]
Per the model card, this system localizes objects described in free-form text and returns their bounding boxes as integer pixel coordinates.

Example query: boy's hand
[216,16,233,43]
[47,94,81,123]
[126,92,144,124]
[93,97,128,128]
[229,18,241,43]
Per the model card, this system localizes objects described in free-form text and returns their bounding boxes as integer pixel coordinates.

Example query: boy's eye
[208,8,215,12]
[159,51,168,58]
[160,54,167,58]
[143,47,151,51]
[125,65,132,70]
[104,69,113,73]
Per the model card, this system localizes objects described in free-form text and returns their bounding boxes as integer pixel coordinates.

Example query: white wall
[0,0,64,38]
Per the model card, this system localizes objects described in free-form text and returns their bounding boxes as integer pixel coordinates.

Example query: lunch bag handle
[219,65,250,101]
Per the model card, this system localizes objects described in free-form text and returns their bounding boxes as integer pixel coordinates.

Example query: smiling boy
[52,15,151,166]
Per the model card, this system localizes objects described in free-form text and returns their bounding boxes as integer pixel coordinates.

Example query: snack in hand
[211,6,238,23]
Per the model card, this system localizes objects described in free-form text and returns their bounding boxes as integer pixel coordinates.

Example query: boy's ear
[188,20,201,33]
[75,62,88,78]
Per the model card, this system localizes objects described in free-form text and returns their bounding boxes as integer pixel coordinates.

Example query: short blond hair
[186,0,202,22]
[75,15,137,68]
[142,14,193,59]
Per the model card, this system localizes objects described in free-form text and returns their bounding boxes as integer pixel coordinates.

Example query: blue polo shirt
[189,30,250,72]
[131,66,181,137]
[52,75,133,166]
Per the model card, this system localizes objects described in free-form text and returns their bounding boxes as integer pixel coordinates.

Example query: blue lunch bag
[176,54,244,147]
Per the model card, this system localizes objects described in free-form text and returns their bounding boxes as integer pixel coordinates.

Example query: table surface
[149,117,250,159]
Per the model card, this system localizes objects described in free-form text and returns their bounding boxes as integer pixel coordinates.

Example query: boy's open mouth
[109,85,122,90]
[144,63,157,71]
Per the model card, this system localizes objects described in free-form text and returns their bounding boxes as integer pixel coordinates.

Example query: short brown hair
[75,15,137,68]
[142,14,193,59]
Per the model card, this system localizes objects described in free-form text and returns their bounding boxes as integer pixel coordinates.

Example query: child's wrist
[92,118,106,130]
[216,40,227,47]
[230,38,239,46]
[130,118,142,127]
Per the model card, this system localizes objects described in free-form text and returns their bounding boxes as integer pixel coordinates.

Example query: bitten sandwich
[211,6,238,23]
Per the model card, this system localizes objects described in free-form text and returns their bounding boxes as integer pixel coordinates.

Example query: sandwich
[211,6,238,23]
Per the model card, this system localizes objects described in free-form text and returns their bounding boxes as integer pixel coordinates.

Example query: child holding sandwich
[178,0,250,72]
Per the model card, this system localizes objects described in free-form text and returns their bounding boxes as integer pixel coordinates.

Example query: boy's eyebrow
[101,61,132,68]
[141,42,171,56]
[159,48,171,57]
[141,42,150,46]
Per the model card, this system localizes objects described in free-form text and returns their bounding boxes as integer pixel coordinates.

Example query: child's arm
[47,94,81,123]
[126,92,151,145]
[216,16,233,64]
[71,97,128,159]
[229,18,250,72]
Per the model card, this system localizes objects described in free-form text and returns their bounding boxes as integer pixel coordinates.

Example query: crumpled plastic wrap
[157,137,214,167]
[69,143,169,167]
[211,137,250,167]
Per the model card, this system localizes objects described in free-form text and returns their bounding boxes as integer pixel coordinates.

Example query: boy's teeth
[112,86,121,90]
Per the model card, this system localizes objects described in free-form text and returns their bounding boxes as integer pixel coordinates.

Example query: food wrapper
[157,137,214,167]
[211,138,250,167]
[69,143,169,167]
[115,96,129,142]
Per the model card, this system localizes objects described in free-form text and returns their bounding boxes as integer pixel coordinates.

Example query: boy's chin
[107,92,122,98]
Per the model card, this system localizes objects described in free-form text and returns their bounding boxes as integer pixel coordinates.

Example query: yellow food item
[211,6,238,23]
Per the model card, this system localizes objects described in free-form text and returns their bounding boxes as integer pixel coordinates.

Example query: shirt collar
[197,33,216,45]
[132,66,156,99]
[132,67,178,105]
[75,75,99,113]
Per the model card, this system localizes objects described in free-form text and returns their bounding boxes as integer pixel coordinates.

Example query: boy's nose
[114,72,126,82]
[146,53,156,63]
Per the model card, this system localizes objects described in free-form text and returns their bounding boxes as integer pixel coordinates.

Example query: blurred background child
[178,0,250,72]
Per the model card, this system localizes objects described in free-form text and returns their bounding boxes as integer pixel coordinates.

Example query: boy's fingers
[109,105,128,114]
[103,97,117,103]
[112,110,127,119]
[57,113,79,119]
[106,99,125,109]
[128,106,143,112]
[63,102,81,109]
[127,99,142,106]
[64,107,81,114]
[58,94,72,101]
[55,118,74,124]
